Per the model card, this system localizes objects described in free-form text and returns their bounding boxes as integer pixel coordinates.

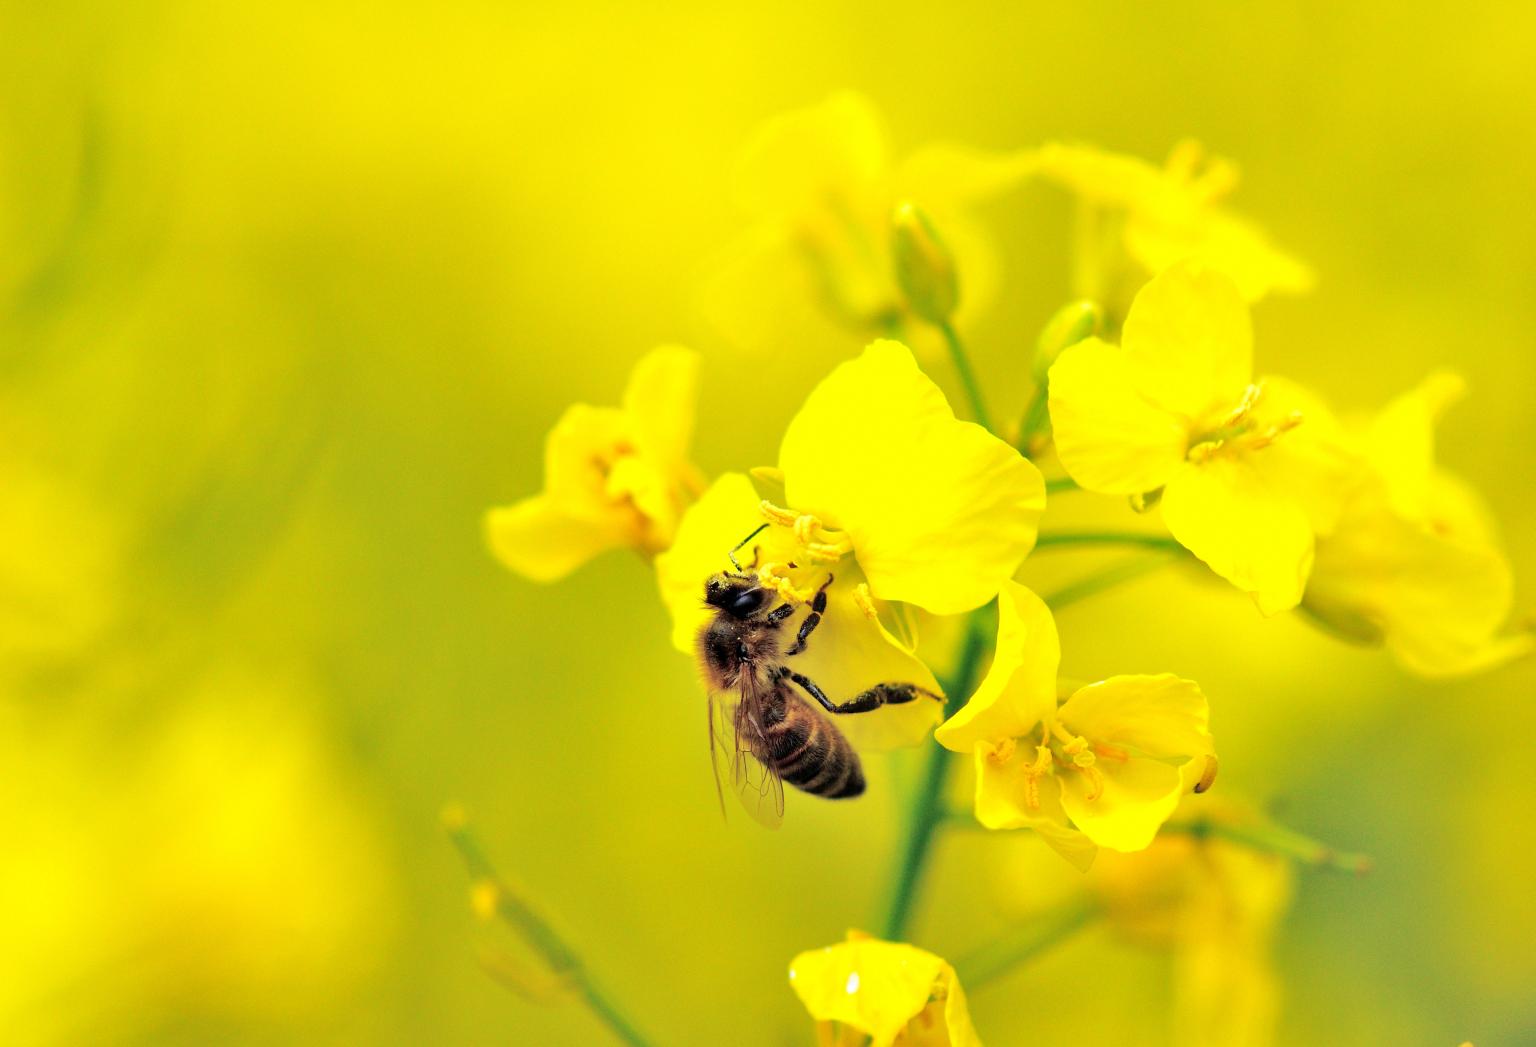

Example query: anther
[985,737,1017,766]
[1193,754,1219,794]
[852,583,879,620]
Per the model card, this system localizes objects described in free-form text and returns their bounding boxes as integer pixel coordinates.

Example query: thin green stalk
[446,812,657,1047]
[1163,816,1373,875]
[1016,381,1050,454]
[955,896,1101,990]
[1042,553,1179,613]
[937,320,993,432]
[1034,530,1184,554]
[880,608,990,940]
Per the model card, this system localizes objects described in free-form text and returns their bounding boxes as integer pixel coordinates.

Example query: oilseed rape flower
[1038,139,1312,303]
[1303,372,1532,676]
[486,346,705,582]
[935,582,1216,870]
[703,92,1032,347]
[656,339,1044,750]
[789,933,979,1047]
[1048,262,1351,613]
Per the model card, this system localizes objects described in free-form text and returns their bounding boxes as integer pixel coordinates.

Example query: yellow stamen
[1217,382,1264,430]
[851,583,879,620]
[759,500,800,527]
[984,737,1017,766]
[1021,740,1054,811]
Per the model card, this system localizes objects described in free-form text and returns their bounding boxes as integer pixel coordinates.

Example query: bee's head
[704,572,771,619]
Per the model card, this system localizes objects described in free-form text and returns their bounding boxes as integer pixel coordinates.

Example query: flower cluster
[478,93,1528,1045]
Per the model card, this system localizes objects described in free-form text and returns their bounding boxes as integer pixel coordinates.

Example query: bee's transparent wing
[708,691,784,830]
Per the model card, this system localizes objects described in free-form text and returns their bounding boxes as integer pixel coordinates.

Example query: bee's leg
[781,668,941,715]
[785,574,833,657]
[766,603,797,626]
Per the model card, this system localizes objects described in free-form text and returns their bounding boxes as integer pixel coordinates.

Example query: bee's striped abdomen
[762,692,864,799]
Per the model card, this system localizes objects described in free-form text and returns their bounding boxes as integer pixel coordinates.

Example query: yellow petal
[620,345,701,472]
[1057,751,1184,853]
[1125,207,1314,302]
[654,474,943,749]
[1057,674,1214,760]
[1305,476,1531,677]
[1119,262,1254,422]
[895,142,1037,206]
[734,92,887,218]
[484,496,628,583]
[1035,141,1165,208]
[1160,458,1314,614]
[936,582,1059,752]
[1047,336,1189,495]
[973,749,1098,871]
[1361,370,1467,521]
[1246,375,1358,535]
[787,936,946,1047]
[780,340,1045,615]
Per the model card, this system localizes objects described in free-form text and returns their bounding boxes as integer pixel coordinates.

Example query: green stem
[1034,530,1184,554]
[447,814,657,1047]
[1042,554,1179,613]
[880,608,990,941]
[955,897,1101,990]
[1163,816,1373,875]
[1016,380,1051,454]
[938,320,993,433]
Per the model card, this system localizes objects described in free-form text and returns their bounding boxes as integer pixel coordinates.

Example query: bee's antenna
[728,523,769,571]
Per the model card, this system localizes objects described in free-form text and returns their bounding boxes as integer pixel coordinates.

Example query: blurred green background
[3,2,1533,1043]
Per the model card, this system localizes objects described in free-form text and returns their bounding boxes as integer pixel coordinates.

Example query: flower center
[1187,382,1303,463]
[759,500,855,564]
[997,721,1130,811]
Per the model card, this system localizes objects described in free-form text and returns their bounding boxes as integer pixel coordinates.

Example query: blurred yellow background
[3,2,1533,1043]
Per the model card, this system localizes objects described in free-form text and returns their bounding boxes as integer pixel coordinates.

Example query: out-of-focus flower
[0,674,392,1042]
[788,932,980,1047]
[701,92,1032,350]
[936,582,1216,869]
[486,346,705,581]
[1090,801,1293,1047]
[1048,263,1352,613]
[658,341,1042,749]
[1303,372,1532,675]
[1038,139,1312,304]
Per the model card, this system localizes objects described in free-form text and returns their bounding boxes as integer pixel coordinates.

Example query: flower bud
[891,201,959,324]
[1033,299,1102,379]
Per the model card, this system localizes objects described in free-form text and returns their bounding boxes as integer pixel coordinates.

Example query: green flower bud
[891,201,958,325]
[1033,299,1102,379]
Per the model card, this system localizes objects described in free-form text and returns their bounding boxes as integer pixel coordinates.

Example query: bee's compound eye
[727,588,766,616]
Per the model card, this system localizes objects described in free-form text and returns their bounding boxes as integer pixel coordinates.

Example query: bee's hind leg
[779,667,940,715]
[785,574,834,656]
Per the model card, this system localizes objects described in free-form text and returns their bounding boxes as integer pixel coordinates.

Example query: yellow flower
[1090,801,1293,1047]
[1048,262,1352,613]
[788,932,980,1047]
[936,582,1215,870]
[1038,139,1312,303]
[701,92,1032,348]
[656,340,1042,750]
[1303,372,1532,675]
[656,472,943,751]
[485,346,705,582]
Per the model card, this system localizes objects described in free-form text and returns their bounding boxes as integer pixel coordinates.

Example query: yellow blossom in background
[1037,139,1312,305]
[1303,372,1532,675]
[701,92,1032,350]
[0,675,393,1043]
[485,346,705,581]
[1048,262,1352,613]
[788,932,979,1047]
[936,582,1216,869]
[1089,800,1293,1047]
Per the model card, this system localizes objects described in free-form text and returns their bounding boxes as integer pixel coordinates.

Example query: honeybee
[699,525,941,827]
